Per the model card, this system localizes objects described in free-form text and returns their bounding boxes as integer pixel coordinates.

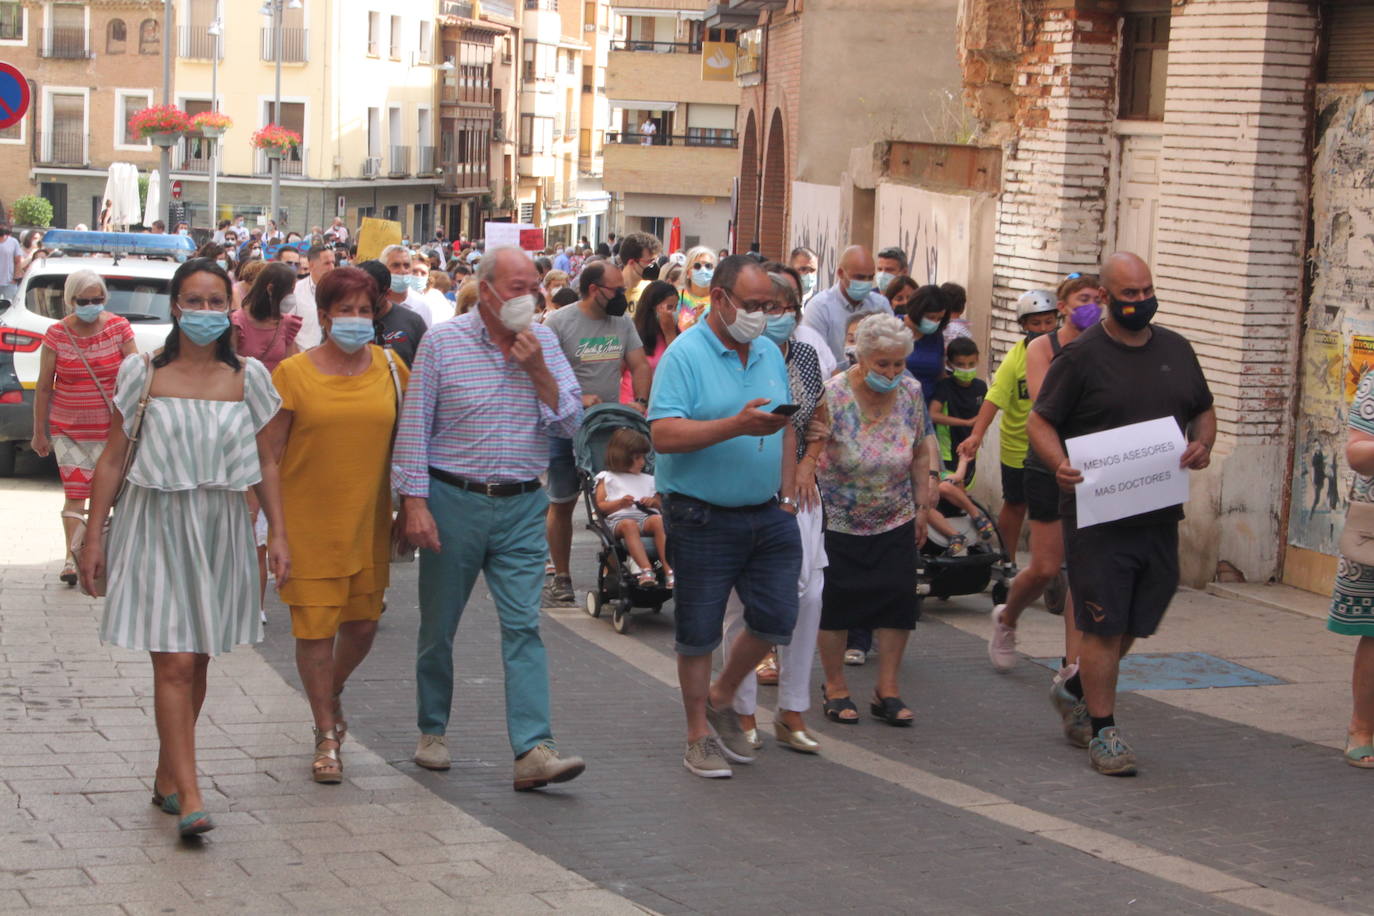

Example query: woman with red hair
[263,267,410,784]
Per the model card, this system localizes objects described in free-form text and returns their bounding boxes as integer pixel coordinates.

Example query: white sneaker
[988,604,1018,672]
[414,734,451,770]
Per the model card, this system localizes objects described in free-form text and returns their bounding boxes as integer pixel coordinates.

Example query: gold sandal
[312,726,343,784]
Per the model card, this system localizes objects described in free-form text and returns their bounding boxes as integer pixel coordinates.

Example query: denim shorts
[664,494,802,656]
[547,437,579,504]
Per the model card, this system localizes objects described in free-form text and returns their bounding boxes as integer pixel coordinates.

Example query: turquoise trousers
[415,480,553,757]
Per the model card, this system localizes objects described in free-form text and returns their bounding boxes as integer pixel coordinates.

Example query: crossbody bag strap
[113,353,155,507]
[383,348,403,436]
[59,323,116,415]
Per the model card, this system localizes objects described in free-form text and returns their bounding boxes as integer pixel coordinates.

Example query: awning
[611,6,706,20]
[606,99,678,112]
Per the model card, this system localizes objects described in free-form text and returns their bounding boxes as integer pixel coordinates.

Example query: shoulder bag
[72,353,155,597]
[383,349,415,563]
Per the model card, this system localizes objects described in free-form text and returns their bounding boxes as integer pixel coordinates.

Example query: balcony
[441,1,475,16]
[610,39,700,54]
[33,131,87,166]
[176,136,215,173]
[389,145,411,177]
[602,138,736,197]
[608,131,737,149]
[39,28,91,59]
[362,156,382,179]
[417,146,437,176]
[439,163,489,194]
[607,48,741,106]
[259,27,308,63]
[479,0,516,18]
[255,148,306,177]
[178,25,222,60]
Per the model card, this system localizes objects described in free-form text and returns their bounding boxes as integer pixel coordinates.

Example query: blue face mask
[74,303,104,323]
[865,370,901,394]
[763,313,795,346]
[178,308,230,346]
[846,279,874,301]
[215,258,228,270]
[328,316,375,353]
[692,266,714,288]
[874,271,895,292]
[407,275,426,293]
[390,274,410,294]
[801,273,816,295]
[918,317,940,336]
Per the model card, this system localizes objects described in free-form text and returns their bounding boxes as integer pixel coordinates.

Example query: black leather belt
[429,467,542,497]
[666,492,777,513]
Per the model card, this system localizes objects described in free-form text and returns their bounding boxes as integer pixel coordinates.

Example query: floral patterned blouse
[818,370,928,536]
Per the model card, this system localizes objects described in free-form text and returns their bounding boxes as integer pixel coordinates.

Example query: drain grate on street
[1030,652,1284,691]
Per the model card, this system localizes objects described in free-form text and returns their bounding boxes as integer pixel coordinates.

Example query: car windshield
[25,274,172,323]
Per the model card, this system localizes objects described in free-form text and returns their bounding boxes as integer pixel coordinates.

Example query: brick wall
[733,2,802,253]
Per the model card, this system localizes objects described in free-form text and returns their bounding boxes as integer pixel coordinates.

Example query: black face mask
[1025,329,1048,343]
[603,287,629,317]
[1109,295,1158,332]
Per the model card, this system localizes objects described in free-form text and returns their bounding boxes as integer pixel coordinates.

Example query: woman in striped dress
[79,259,290,838]
[30,269,137,585]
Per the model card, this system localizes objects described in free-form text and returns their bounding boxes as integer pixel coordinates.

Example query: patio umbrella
[142,169,161,229]
[101,162,141,231]
[668,216,681,255]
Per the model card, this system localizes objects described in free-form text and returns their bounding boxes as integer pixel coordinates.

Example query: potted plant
[191,110,233,139]
[250,124,301,159]
[128,104,192,146]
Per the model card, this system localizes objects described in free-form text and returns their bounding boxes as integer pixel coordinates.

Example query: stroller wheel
[991,580,1009,606]
[612,599,634,635]
[584,590,603,619]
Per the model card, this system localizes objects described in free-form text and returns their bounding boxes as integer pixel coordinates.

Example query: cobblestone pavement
[3,469,1371,914]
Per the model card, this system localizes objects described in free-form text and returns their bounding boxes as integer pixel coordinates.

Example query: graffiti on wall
[874,183,974,287]
[788,181,844,288]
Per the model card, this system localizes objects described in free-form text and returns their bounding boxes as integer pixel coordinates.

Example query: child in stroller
[592,428,674,589]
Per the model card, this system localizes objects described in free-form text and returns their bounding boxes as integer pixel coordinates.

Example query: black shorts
[1001,462,1026,505]
[1063,521,1179,638]
[1024,466,1060,523]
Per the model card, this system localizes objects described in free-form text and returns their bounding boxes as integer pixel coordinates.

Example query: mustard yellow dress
[271,346,408,639]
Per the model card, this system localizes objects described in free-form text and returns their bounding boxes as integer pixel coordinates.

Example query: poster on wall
[1289,328,1349,557]
[1349,335,1374,401]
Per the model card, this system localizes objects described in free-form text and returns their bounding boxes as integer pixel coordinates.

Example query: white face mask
[725,300,767,343]
[499,293,537,333]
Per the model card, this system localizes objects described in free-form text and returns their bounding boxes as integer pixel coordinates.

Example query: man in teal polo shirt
[649,255,803,780]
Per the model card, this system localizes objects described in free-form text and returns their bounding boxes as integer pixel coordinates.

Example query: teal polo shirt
[648,321,790,507]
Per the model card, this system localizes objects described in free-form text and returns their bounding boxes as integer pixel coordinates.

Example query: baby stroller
[574,403,672,634]
[919,491,1014,608]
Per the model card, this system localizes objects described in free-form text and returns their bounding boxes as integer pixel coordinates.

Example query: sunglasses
[73,296,106,306]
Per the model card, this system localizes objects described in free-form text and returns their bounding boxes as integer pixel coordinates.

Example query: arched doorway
[759,109,787,261]
[736,111,759,255]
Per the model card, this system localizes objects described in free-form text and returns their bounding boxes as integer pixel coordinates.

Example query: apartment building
[173,0,442,237]
[0,0,165,228]
[602,0,739,250]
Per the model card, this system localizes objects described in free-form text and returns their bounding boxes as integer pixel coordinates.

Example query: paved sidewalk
[0,478,644,915]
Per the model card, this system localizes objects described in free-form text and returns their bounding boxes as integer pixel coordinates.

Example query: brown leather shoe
[513,743,585,791]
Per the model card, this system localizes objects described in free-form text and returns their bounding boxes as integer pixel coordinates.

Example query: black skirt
[820,520,920,631]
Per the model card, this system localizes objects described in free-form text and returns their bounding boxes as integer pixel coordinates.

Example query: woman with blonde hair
[30,269,138,585]
[676,245,716,331]
[544,269,570,297]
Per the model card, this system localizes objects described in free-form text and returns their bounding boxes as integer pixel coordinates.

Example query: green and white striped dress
[99,354,281,655]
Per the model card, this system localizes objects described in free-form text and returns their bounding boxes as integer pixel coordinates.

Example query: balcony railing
[39,28,91,59]
[362,156,382,179]
[417,146,437,175]
[610,39,701,54]
[256,147,306,177]
[440,163,489,193]
[178,25,222,60]
[176,135,215,173]
[259,27,308,63]
[389,145,411,176]
[607,131,738,148]
[34,131,87,166]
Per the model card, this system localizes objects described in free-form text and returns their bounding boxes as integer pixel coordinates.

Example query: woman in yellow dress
[264,267,409,784]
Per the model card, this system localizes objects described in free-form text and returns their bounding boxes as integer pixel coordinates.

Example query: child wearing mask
[929,337,995,552]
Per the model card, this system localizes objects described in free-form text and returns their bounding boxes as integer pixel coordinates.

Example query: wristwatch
[779,496,799,510]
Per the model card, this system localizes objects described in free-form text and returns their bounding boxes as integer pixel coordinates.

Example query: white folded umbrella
[142,169,161,229]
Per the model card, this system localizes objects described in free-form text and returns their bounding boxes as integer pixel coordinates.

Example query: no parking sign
[0,62,30,131]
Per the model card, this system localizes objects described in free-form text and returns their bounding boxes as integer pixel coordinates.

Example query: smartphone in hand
[771,403,801,417]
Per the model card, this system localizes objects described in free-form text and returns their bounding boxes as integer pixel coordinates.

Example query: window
[115,89,152,147]
[418,19,431,63]
[519,202,535,223]
[138,17,159,54]
[106,18,125,54]
[519,113,552,155]
[45,90,87,165]
[583,0,594,27]
[389,14,401,59]
[0,1,22,41]
[523,40,554,82]
[1323,3,1374,82]
[47,3,87,58]
[1118,12,1170,120]
[366,107,380,157]
[367,10,379,55]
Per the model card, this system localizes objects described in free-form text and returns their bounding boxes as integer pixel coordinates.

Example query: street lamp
[260,0,302,232]
[207,11,222,227]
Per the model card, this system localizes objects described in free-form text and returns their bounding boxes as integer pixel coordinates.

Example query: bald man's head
[1099,252,1154,302]
[837,245,876,303]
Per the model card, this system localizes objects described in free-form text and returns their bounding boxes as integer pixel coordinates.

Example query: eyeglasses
[723,290,787,316]
[178,296,230,310]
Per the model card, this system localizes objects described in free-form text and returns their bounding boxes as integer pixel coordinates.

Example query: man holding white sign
[1027,252,1215,777]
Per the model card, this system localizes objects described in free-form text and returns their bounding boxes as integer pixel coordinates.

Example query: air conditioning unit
[362,157,381,179]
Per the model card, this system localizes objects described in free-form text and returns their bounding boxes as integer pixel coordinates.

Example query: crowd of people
[42,206,1374,839]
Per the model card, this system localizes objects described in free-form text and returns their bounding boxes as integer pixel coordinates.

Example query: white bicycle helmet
[1016,289,1057,319]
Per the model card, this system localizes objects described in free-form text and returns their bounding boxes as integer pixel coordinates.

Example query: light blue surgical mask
[691,266,714,289]
[763,313,795,346]
[865,370,901,394]
[178,308,230,345]
[215,258,228,270]
[407,275,425,293]
[328,316,375,353]
[918,317,940,336]
[74,303,104,323]
[390,274,409,294]
[846,279,874,301]
[801,273,816,295]
[874,271,895,292]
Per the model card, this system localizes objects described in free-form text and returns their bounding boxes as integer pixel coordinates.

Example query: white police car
[0,230,195,475]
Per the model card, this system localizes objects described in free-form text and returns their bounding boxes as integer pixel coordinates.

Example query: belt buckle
[486,481,499,497]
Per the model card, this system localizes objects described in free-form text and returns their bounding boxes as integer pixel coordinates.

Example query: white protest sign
[1065,416,1190,528]
[485,222,537,250]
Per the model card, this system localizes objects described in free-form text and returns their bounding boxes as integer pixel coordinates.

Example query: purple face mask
[1070,302,1102,330]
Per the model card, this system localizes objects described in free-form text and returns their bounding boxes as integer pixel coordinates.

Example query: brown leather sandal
[312,726,343,784]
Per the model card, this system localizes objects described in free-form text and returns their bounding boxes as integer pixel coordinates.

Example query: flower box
[250,124,301,155]
[129,104,192,139]
[191,111,233,139]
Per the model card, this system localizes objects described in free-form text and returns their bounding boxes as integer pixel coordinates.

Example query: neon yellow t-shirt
[986,338,1031,468]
